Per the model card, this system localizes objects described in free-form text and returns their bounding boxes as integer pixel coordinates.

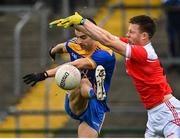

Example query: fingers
[23,74,34,84]
[49,19,61,25]
[30,81,36,87]
[22,73,36,85]
[24,78,34,85]
[22,73,33,79]
[24,79,36,86]
[49,19,62,27]
[49,18,72,28]
[49,12,83,28]
[57,19,69,27]
[23,77,36,86]
[22,72,46,87]
[57,22,63,26]
[49,19,64,28]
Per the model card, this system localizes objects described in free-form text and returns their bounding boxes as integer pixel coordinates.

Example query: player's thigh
[68,88,88,115]
[164,122,180,138]
[78,121,98,138]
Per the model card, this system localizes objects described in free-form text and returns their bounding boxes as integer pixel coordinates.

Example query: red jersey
[121,38,172,109]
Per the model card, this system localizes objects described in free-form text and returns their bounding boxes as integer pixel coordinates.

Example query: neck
[140,40,151,46]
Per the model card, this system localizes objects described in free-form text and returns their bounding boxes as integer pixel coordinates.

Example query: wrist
[80,18,86,25]
[44,71,49,78]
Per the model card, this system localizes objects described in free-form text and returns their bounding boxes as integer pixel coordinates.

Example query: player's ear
[142,32,148,40]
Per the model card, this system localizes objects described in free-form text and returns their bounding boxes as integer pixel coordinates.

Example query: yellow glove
[49,19,63,28]
[49,12,83,28]
[60,12,83,28]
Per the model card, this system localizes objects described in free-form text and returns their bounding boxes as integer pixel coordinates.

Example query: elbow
[75,65,82,69]
[71,63,82,70]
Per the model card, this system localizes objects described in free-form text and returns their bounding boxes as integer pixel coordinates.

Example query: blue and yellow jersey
[65,38,116,111]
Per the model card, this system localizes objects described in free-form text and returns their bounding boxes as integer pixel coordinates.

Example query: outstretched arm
[74,19,127,56]
[49,12,127,56]
[47,58,95,77]
[23,58,95,86]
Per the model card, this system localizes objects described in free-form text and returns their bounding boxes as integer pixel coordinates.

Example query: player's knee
[81,78,92,87]
[78,122,98,138]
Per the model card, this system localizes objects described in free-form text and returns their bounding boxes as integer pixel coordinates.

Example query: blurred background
[0,0,180,137]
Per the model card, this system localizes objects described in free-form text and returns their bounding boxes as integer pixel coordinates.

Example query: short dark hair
[129,15,156,39]
[87,18,97,25]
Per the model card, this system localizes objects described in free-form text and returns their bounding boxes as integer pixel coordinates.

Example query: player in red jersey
[49,13,180,137]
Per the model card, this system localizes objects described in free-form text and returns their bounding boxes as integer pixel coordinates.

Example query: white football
[55,64,81,90]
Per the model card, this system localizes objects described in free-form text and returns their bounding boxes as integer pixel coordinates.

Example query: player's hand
[60,12,83,28]
[49,46,56,61]
[23,71,48,86]
[49,12,83,28]
[49,19,63,28]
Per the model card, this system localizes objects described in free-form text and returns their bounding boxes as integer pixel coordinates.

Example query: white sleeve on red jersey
[126,44,131,58]
[126,42,158,63]
[119,37,130,58]
[144,43,158,60]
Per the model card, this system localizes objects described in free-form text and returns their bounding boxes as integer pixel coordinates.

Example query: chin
[127,39,132,44]
[128,41,133,45]
[128,41,135,45]
[81,45,86,49]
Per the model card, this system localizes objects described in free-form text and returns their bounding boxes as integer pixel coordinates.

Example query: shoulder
[96,42,114,56]
[69,37,78,43]
[93,49,115,59]
[144,43,158,60]
[91,50,116,66]
[90,49,116,67]
[66,38,82,52]
[126,43,158,63]
[66,37,78,47]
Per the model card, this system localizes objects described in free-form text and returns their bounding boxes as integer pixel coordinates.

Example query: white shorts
[145,96,180,138]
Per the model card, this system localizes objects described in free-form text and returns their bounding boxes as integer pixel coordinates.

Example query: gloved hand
[49,12,83,28]
[49,19,62,28]
[49,46,56,61]
[23,71,48,86]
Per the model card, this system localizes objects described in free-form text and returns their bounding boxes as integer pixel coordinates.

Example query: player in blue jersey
[23,19,116,138]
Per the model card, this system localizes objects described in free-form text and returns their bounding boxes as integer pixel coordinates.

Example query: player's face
[126,24,144,45]
[75,30,94,50]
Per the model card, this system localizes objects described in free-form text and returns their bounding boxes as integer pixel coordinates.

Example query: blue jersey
[65,39,116,132]
[66,39,116,106]
[163,0,180,5]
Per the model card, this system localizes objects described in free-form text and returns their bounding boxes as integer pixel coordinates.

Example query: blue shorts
[65,94,107,133]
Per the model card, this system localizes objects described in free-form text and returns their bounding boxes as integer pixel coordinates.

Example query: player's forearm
[68,58,94,70]
[85,20,116,44]
[53,43,67,54]
[46,67,59,77]
[74,20,111,46]
[74,25,92,39]
[75,19,127,56]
